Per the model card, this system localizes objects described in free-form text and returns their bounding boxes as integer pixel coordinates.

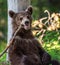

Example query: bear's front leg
[36,43,51,65]
[32,39,51,65]
[13,36,28,56]
[42,52,51,65]
[13,36,23,56]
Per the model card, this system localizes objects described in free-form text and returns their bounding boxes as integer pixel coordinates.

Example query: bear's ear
[26,6,33,15]
[9,10,15,18]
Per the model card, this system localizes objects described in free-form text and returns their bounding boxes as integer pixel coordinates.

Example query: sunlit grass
[43,40,60,61]
[0,41,6,61]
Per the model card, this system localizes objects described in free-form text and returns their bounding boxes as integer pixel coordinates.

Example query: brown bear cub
[9,6,60,65]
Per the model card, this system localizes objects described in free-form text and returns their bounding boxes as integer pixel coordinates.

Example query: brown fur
[8,6,60,65]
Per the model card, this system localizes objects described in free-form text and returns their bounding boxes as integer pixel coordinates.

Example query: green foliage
[0,0,7,42]
[31,0,60,19]
[0,0,7,62]
[43,41,60,61]
[43,30,60,42]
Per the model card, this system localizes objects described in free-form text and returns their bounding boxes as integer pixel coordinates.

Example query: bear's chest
[10,38,39,55]
[17,39,39,54]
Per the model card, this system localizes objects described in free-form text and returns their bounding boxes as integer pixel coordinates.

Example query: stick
[44,10,51,25]
[0,25,21,57]
[0,24,43,58]
[0,25,41,57]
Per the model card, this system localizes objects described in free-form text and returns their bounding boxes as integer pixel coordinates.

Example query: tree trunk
[7,0,30,61]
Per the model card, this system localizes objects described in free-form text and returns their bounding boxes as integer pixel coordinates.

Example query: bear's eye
[20,16,23,20]
[27,15,30,19]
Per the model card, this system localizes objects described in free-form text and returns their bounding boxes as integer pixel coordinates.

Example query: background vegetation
[0,0,60,64]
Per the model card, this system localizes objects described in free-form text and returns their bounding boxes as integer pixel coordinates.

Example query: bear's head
[9,6,33,34]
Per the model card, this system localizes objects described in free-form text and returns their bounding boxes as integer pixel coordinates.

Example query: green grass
[43,41,60,61]
[0,41,6,61]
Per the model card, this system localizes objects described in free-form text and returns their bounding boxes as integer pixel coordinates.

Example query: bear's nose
[25,21,29,26]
